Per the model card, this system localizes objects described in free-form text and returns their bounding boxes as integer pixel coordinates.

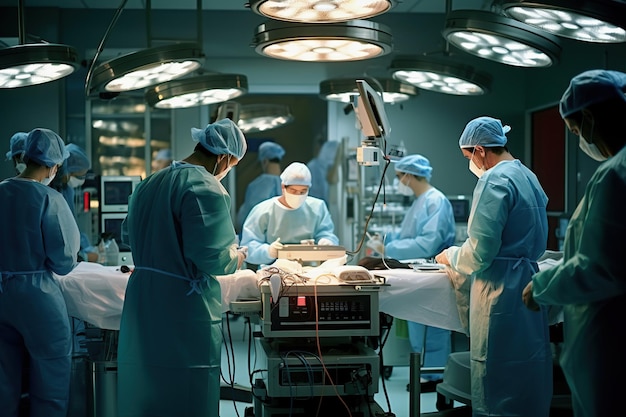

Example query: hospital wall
[1,8,625,217]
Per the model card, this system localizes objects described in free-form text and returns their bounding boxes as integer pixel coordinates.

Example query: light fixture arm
[84,0,129,96]
[18,0,26,44]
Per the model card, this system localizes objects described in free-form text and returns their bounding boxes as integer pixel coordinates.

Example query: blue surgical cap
[23,128,69,167]
[394,154,432,181]
[155,149,172,161]
[191,118,247,160]
[6,131,27,160]
[459,116,511,148]
[258,141,285,162]
[559,69,626,118]
[280,162,312,187]
[64,143,91,174]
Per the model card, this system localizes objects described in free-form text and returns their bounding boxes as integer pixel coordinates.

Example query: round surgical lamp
[145,74,248,109]
[390,57,492,96]
[238,104,294,133]
[443,10,561,67]
[320,77,418,103]
[248,0,397,23]
[88,43,205,95]
[252,20,393,62]
[0,43,79,88]
[503,0,626,43]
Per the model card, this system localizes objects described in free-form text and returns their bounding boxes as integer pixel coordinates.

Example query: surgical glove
[317,238,333,246]
[237,246,248,259]
[367,236,384,254]
[268,238,283,258]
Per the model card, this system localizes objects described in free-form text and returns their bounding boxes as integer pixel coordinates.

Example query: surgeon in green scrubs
[117,118,247,417]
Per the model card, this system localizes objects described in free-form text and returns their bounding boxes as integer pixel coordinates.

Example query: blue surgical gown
[0,178,80,417]
[241,196,339,265]
[385,186,456,381]
[236,173,282,231]
[117,162,240,417]
[532,146,626,417]
[445,160,552,417]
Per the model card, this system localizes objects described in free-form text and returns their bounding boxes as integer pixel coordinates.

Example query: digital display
[103,181,133,205]
[450,199,470,223]
[103,217,124,244]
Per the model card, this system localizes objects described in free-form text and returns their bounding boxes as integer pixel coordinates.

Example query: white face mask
[578,118,607,162]
[468,148,485,178]
[68,176,85,188]
[15,162,26,174]
[213,156,232,181]
[41,166,57,186]
[285,192,308,209]
[396,174,414,196]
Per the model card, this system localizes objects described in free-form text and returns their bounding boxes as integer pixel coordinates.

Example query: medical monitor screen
[100,176,141,212]
[449,197,471,223]
[103,217,123,244]
[352,79,391,139]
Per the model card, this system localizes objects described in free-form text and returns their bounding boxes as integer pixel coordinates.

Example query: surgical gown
[117,162,240,417]
[241,196,339,265]
[385,187,456,381]
[446,160,553,417]
[236,173,282,230]
[0,178,80,417]
[532,146,626,417]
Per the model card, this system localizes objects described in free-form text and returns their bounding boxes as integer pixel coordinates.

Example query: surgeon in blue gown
[5,131,28,175]
[0,128,80,417]
[117,119,248,417]
[50,143,98,262]
[236,141,285,232]
[241,162,339,266]
[436,116,552,417]
[523,70,626,417]
[370,154,456,390]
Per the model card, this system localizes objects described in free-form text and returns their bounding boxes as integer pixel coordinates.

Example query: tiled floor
[218,316,466,417]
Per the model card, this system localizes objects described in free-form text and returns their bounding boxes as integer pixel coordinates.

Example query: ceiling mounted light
[443,10,561,67]
[503,0,626,43]
[238,104,294,133]
[145,74,248,109]
[0,0,78,89]
[320,77,418,103]
[252,20,393,62]
[88,43,204,95]
[390,57,492,96]
[248,0,397,23]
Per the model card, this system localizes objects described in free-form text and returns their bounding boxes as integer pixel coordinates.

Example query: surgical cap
[394,154,432,181]
[258,141,285,162]
[155,149,172,161]
[64,144,91,174]
[5,131,27,160]
[191,118,247,160]
[23,128,69,167]
[280,162,312,187]
[559,69,626,118]
[459,116,511,148]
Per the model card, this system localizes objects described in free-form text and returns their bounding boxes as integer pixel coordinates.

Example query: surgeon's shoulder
[305,195,328,210]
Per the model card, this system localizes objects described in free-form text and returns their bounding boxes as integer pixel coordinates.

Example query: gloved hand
[317,238,333,246]
[366,233,384,254]
[236,247,247,269]
[268,238,283,258]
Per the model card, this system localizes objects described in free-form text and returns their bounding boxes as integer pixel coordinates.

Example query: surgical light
[320,77,418,104]
[503,0,626,43]
[248,0,397,23]
[145,73,248,109]
[390,57,492,96]
[237,104,294,133]
[443,10,561,67]
[252,20,393,62]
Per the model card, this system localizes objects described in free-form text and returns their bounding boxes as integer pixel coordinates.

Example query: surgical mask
[285,192,307,209]
[468,148,485,178]
[68,176,85,188]
[15,162,26,174]
[213,155,232,181]
[396,175,414,196]
[41,166,57,186]
[578,118,607,162]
